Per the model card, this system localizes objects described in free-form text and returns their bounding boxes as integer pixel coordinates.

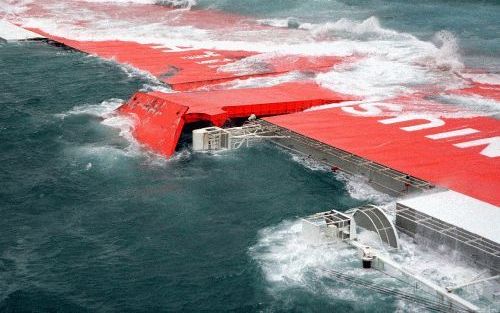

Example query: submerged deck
[263,105,500,206]
[118,82,353,156]
[11,25,499,204]
[397,191,500,272]
[8,17,500,264]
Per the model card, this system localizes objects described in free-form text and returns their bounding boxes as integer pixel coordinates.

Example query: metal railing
[258,120,434,193]
[396,204,500,271]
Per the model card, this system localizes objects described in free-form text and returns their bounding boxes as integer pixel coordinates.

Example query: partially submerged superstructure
[2,10,499,311]
[302,205,399,249]
[302,205,498,312]
[192,122,285,152]
[396,191,500,274]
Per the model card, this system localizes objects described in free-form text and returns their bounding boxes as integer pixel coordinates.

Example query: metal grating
[304,209,353,241]
[259,120,435,192]
[396,204,500,261]
[352,205,400,249]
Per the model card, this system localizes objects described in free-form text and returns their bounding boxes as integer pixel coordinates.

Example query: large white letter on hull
[426,128,480,140]
[454,136,500,158]
[379,114,445,131]
[341,103,401,116]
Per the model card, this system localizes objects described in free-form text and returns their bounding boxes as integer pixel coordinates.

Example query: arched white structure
[351,205,399,249]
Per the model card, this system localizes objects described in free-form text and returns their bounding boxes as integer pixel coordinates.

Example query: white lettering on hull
[379,114,445,131]
[182,51,221,59]
[426,128,480,140]
[454,137,500,158]
[341,102,401,116]
[336,102,498,158]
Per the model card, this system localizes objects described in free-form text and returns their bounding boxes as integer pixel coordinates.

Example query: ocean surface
[1,0,499,312]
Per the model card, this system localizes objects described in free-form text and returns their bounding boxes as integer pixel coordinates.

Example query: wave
[82,0,157,4]
[250,219,499,310]
[6,1,498,124]
[60,98,190,166]
[310,16,415,42]
[155,0,196,9]
[83,0,197,9]
[283,148,394,204]
[334,172,393,204]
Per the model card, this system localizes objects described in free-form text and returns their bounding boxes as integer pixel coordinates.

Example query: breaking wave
[249,220,400,310]
[82,0,158,4]
[155,0,196,9]
[250,219,499,311]
[62,99,140,157]
[60,98,189,165]
[83,0,197,9]
[288,153,330,172]
[310,16,415,41]
[11,0,493,113]
[335,173,393,204]
[284,149,394,204]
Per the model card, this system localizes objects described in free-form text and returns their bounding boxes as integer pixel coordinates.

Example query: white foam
[249,220,402,307]
[74,144,131,159]
[256,17,483,114]
[310,16,415,41]
[82,0,197,9]
[10,3,470,102]
[197,71,306,91]
[289,153,330,172]
[0,20,44,40]
[249,221,362,291]
[316,57,431,100]
[218,53,287,75]
[62,97,192,165]
[257,18,290,29]
[250,219,499,309]
[62,98,142,156]
[64,98,124,118]
[394,233,500,305]
[461,72,500,85]
[284,149,393,204]
[113,61,163,83]
[427,30,464,72]
[140,83,173,93]
[155,0,196,9]
[82,0,157,4]
[0,1,33,17]
[439,94,500,116]
[335,173,394,204]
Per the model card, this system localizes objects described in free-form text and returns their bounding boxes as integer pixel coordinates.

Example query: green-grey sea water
[0,42,373,312]
[1,0,499,312]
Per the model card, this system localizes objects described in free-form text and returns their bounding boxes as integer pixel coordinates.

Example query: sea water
[1,0,499,312]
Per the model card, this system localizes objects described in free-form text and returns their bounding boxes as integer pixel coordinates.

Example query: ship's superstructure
[1,3,499,309]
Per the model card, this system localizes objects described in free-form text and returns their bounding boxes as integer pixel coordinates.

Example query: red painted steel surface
[26,28,345,91]
[119,93,188,156]
[16,12,499,206]
[118,82,354,156]
[448,82,500,102]
[167,54,347,91]
[264,103,500,206]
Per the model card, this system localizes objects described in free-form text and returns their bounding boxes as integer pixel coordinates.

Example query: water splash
[250,219,499,311]
[155,0,196,9]
[249,220,391,307]
[288,153,330,172]
[310,16,415,41]
[335,173,393,205]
